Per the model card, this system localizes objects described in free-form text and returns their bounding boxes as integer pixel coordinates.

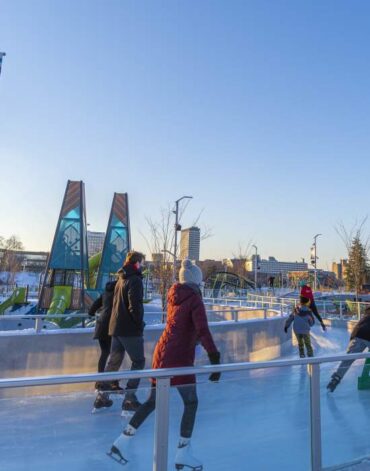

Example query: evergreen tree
[345,235,369,298]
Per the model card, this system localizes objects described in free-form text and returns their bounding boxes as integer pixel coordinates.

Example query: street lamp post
[173,196,193,281]
[312,234,322,292]
[252,244,258,290]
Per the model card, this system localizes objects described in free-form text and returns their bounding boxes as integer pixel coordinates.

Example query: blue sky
[1,0,370,268]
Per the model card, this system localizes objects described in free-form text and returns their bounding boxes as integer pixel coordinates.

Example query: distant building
[245,255,308,275]
[0,249,49,273]
[332,259,348,281]
[198,259,224,279]
[180,227,200,261]
[87,231,105,256]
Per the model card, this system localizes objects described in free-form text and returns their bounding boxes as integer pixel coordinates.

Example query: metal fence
[1,352,370,470]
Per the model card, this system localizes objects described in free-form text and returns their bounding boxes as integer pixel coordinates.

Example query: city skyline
[1,1,370,268]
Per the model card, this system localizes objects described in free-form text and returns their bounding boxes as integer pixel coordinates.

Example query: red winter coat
[152,283,218,386]
[300,285,314,303]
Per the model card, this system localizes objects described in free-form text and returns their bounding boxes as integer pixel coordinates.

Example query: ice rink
[1,325,370,471]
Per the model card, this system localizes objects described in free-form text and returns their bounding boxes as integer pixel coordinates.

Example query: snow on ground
[1,325,370,470]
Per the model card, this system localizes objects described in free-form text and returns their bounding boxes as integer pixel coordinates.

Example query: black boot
[93,393,113,412]
[327,373,341,393]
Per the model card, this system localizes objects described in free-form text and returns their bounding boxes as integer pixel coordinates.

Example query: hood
[296,306,311,317]
[117,263,143,279]
[105,281,117,292]
[168,283,200,306]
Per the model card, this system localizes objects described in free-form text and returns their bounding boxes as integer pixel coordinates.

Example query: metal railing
[0,304,286,333]
[1,352,370,470]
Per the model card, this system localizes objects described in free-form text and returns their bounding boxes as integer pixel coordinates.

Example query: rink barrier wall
[0,315,290,397]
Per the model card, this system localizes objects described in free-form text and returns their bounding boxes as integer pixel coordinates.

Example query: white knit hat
[179,259,203,286]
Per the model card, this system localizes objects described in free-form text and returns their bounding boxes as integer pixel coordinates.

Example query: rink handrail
[1,351,370,389]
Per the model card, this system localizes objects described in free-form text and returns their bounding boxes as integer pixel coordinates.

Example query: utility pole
[312,234,322,292]
[173,195,193,281]
[252,244,258,289]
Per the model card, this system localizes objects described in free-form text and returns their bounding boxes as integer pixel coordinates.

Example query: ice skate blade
[107,447,128,466]
[92,406,111,414]
[121,410,135,419]
[175,464,203,470]
[95,389,124,395]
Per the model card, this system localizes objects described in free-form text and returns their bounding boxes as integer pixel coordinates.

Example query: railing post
[308,363,322,471]
[339,301,343,319]
[357,302,361,320]
[323,302,326,318]
[153,377,171,471]
[234,310,239,322]
[35,317,42,333]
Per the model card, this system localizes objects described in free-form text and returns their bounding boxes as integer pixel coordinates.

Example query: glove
[208,351,221,382]
[321,322,326,332]
[284,326,288,333]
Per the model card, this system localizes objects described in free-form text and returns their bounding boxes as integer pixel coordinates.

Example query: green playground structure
[47,285,85,328]
[0,287,28,315]
[358,358,370,390]
[88,252,101,290]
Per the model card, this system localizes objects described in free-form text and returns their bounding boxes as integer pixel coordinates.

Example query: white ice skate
[107,427,135,466]
[175,439,203,471]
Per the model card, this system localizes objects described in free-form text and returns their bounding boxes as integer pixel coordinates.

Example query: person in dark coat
[108,259,221,470]
[93,251,146,412]
[300,280,326,331]
[88,280,123,392]
[327,306,370,392]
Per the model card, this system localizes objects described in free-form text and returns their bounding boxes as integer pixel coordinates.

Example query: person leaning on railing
[108,258,221,470]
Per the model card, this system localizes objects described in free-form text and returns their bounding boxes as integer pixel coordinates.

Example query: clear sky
[1,0,370,268]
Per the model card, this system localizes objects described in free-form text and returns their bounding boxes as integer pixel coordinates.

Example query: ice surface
[1,325,370,470]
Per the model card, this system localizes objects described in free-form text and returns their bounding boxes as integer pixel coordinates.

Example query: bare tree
[0,235,24,286]
[335,218,369,300]
[141,203,210,313]
[140,205,176,315]
[231,241,254,278]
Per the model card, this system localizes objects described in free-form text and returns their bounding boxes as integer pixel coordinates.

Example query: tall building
[332,259,348,281]
[180,227,200,261]
[87,231,105,256]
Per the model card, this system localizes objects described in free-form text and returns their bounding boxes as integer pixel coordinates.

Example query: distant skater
[285,296,315,358]
[300,280,326,331]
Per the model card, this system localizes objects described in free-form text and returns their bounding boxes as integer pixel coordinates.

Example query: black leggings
[129,384,198,438]
[98,337,112,373]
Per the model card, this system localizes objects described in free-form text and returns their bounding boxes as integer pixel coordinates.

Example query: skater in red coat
[109,259,220,470]
[300,280,326,331]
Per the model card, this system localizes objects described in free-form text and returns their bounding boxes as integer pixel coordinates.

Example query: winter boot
[175,438,203,470]
[299,353,305,358]
[121,394,142,418]
[327,373,341,393]
[110,381,124,394]
[92,393,113,413]
[107,425,136,465]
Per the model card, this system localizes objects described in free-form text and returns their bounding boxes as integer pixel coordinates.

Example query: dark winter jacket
[152,283,218,386]
[300,286,324,324]
[89,281,117,340]
[108,264,144,337]
[285,306,315,335]
[351,313,370,341]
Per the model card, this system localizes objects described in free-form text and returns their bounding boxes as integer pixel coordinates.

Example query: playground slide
[88,252,101,289]
[0,287,27,315]
[47,286,72,315]
[47,286,86,328]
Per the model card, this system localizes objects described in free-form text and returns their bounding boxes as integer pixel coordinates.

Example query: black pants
[310,302,323,324]
[130,384,198,438]
[98,337,112,373]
